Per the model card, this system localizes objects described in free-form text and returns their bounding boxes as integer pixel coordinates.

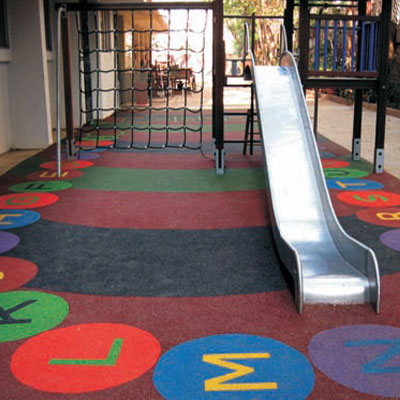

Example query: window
[0,0,9,49]
[99,10,113,51]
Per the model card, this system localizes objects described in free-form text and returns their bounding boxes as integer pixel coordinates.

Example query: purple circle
[380,229,400,252]
[51,152,101,161]
[78,152,100,160]
[309,324,400,397]
[0,231,20,254]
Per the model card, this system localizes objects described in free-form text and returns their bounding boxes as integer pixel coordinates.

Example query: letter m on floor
[202,353,278,391]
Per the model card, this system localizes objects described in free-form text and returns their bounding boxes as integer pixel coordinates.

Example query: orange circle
[357,207,400,228]
[0,193,58,209]
[337,191,400,208]
[11,323,161,393]
[40,160,93,170]
[322,159,350,169]
[26,169,83,181]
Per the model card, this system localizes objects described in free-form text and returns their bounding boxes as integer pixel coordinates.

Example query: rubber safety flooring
[0,113,400,399]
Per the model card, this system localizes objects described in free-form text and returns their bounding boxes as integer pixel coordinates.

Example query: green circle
[0,290,69,342]
[324,168,369,179]
[9,181,72,193]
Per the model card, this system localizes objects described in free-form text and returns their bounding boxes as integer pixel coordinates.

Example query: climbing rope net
[75,7,210,151]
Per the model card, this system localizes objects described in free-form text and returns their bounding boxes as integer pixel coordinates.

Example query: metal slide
[250,34,380,313]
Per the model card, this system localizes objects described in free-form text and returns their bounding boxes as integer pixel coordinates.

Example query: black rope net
[75,8,209,151]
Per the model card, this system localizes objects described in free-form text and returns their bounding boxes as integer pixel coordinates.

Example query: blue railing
[309,14,380,76]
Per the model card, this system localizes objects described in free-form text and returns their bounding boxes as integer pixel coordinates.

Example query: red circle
[322,159,350,169]
[26,169,83,181]
[76,140,114,147]
[337,191,400,208]
[40,160,93,170]
[0,257,38,292]
[11,323,161,393]
[357,207,400,228]
[0,193,59,209]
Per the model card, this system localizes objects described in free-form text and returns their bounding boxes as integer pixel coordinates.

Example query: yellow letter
[0,213,22,224]
[203,353,277,392]
[376,211,400,221]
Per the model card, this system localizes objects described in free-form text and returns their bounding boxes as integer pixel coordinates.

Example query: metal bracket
[215,148,225,175]
[374,148,384,174]
[352,138,361,161]
[66,139,77,160]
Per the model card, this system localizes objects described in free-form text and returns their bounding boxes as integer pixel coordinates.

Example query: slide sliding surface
[253,53,380,313]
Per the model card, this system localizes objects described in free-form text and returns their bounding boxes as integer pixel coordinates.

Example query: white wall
[0,61,11,154]
[8,0,53,149]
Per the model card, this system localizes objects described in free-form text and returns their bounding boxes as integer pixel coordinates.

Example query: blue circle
[326,178,384,191]
[0,210,40,230]
[320,151,336,159]
[153,334,314,399]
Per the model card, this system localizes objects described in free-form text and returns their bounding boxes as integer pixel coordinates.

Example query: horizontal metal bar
[223,111,248,116]
[304,77,379,90]
[224,140,260,144]
[224,83,252,87]
[308,71,378,78]
[57,2,215,11]
[310,14,380,22]
[224,15,284,20]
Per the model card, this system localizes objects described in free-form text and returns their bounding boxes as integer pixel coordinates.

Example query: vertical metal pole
[56,6,65,178]
[249,13,256,155]
[81,1,93,123]
[352,90,363,160]
[298,0,309,84]
[213,0,224,174]
[61,8,76,159]
[352,1,366,162]
[313,89,318,137]
[374,0,392,173]
[284,0,294,52]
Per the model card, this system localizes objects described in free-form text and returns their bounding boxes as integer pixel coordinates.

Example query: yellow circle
[0,271,4,280]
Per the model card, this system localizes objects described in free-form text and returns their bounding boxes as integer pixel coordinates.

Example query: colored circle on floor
[40,160,93,170]
[11,323,161,393]
[357,207,400,228]
[0,257,38,292]
[153,334,314,400]
[76,140,113,147]
[319,151,336,159]
[380,229,400,252]
[85,148,107,153]
[322,160,350,169]
[26,169,83,181]
[0,210,40,230]
[337,191,400,208]
[308,324,400,398]
[326,178,384,191]
[324,168,369,179]
[9,181,72,193]
[0,290,68,342]
[0,193,58,209]
[0,232,20,253]
[78,152,101,160]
